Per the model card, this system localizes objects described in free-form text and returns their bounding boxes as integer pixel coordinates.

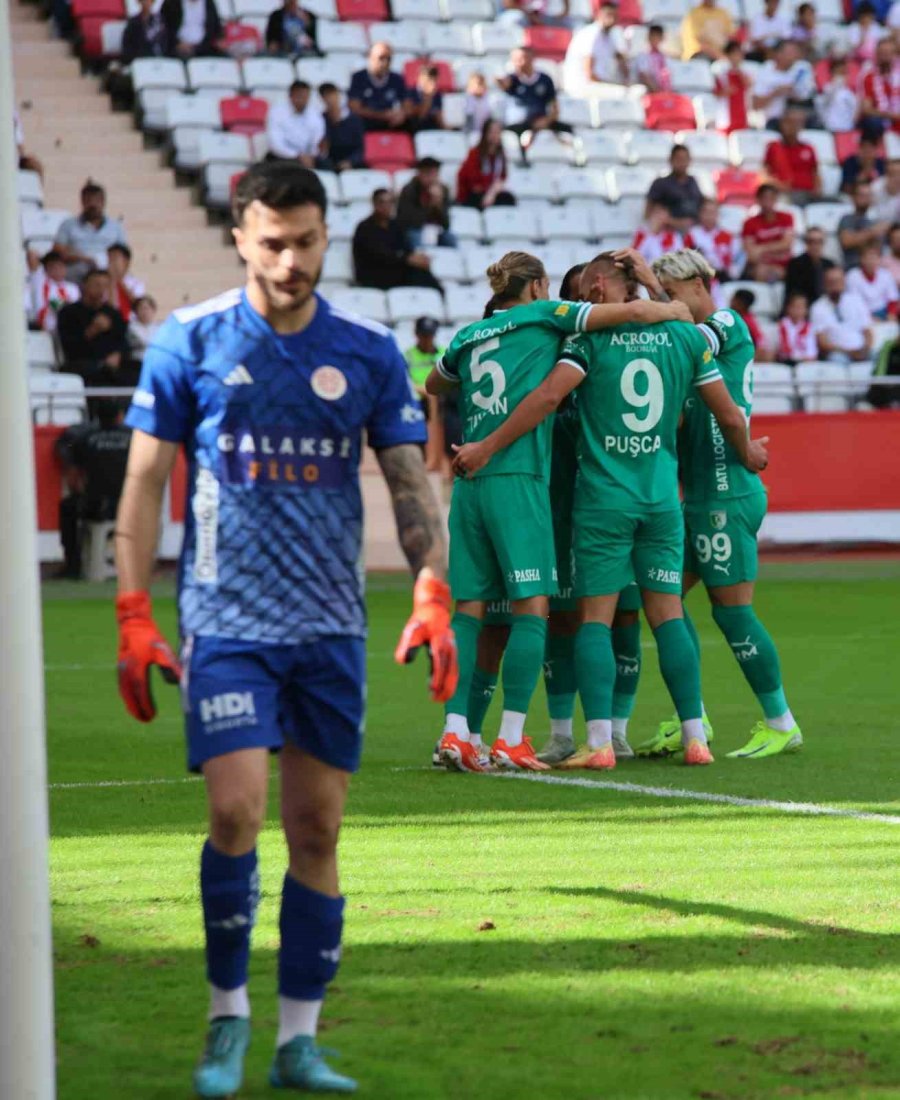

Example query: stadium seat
[424,247,467,282]
[714,166,762,206]
[404,59,456,94]
[132,57,188,94]
[321,245,354,284]
[557,95,594,129]
[220,95,269,134]
[241,57,295,91]
[538,204,596,241]
[364,131,416,171]
[393,0,441,16]
[679,129,729,167]
[445,284,488,323]
[617,0,643,24]
[578,128,627,165]
[204,162,244,209]
[70,0,123,17]
[795,361,851,412]
[100,18,125,56]
[526,130,575,164]
[691,91,719,131]
[186,57,242,93]
[75,15,111,59]
[668,59,714,95]
[607,165,656,200]
[335,0,388,19]
[642,0,685,19]
[26,330,58,369]
[387,285,445,323]
[459,243,494,281]
[295,56,358,89]
[311,170,341,206]
[504,164,557,202]
[625,129,674,167]
[17,169,43,208]
[804,202,851,235]
[172,124,216,170]
[414,129,468,163]
[643,92,695,132]
[523,26,572,62]
[371,20,425,52]
[164,92,221,130]
[799,129,837,167]
[197,129,252,166]
[423,22,475,57]
[729,128,778,168]
[556,168,609,201]
[328,201,370,240]
[449,205,483,241]
[484,205,539,242]
[331,287,391,323]
[221,21,263,57]
[594,98,644,128]
[317,19,368,53]
[472,21,521,55]
[21,208,70,245]
[30,374,87,427]
[721,281,779,320]
[441,92,467,129]
[441,0,493,18]
[338,167,392,202]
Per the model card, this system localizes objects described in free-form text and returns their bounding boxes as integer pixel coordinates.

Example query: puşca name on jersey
[125,289,426,645]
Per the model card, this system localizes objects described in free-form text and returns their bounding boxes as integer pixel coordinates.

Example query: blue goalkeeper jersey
[125,288,427,645]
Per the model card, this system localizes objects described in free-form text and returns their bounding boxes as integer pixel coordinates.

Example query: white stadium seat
[173,125,217,171]
[329,202,371,241]
[317,20,368,54]
[795,361,851,412]
[138,88,172,131]
[131,58,187,93]
[526,130,576,164]
[387,286,446,323]
[441,92,468,130]
[339,169,393,203]
[21,207,70,244]
[164,92,221,130]
[203,163,240,209]
[186,57,242,93]
[557,96,594,128]
[321,245,354,283]
[556,168,609,201]
[424,247,467,282]
[314,170,342,206]
[449,205,484,241]
[415,130,468,162]
[606,166,656,200]
[678,129,729,166]
[625,130,674,167]
[30,374,86,427]
[539,203,598,242]
[721,281,779,320]
[483,205,539,242]
[668,58,715,94]
[460,244,496,282]
[295,56,358,89]
[445,284,488,323]
[472,21,521,55]
[505,164,558,202]
[241,57,295,91]
[197,130,252,165]
[729,128,778,168]
[804,202,851,235]
[369,20,425,53]
[393,0,441,17]
[27,330,57,369]
[441,0,493,17]
[800,129,837,167]
[594,98,644,128]
[578,128,627,165]
[101,19,125,55]
[303,0,337,15]
[17,169,44,208]
[423,22,475,56]
[331,287,391,324]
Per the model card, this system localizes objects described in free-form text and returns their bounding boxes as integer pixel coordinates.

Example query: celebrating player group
[430,245,802,774]
[111,161,802,1097]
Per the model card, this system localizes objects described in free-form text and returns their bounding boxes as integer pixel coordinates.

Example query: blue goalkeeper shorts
[181,635,366,774]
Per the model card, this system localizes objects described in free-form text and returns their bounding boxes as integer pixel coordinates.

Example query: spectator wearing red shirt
[714,40,751,133]
[742,183,795,282]
[730,288,771,358]
[456,120,516,210]
[860,37,900,137]
[685,198,737,279]
[762,105,821,206]
[777,292,817,365]
[631,204,685,262]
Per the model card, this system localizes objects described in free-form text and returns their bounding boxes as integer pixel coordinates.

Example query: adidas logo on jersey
[223,364,253,386]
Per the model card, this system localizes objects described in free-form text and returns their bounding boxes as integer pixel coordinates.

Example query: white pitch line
[49,776,202,791]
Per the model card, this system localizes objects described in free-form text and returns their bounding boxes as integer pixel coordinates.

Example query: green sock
[467,666,498,735]
[611,620,641,719]
[683,605,701,661]
[500,615,548,714]
[653,619,702,721]
[575,622,615,721]
[544,631,576,721]
[444,613,482,728]
[712,604,790,721]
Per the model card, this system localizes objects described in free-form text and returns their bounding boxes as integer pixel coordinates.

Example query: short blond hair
[651,248,716,287]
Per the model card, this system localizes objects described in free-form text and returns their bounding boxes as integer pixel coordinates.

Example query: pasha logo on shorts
[311,365,348,401]
[647,567,681,585]
[507,568,542,583]
[710,510,727,530]
[199,692,257,733]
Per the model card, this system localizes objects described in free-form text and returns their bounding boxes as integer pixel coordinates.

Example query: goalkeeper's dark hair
[232,161,327,225]
[559,263,587,301]
[485,250,546,304]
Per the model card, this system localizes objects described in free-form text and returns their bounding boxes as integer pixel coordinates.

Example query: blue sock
[279,874,345,1001]
[200,840,259,993]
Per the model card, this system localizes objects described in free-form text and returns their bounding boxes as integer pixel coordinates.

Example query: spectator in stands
[55,400,132,580]
[317,83,364,171]
[632,204,684,263]
[456,120,515,209]
[122,0,170,63]
[265,0,318,58]
[497,0,546,27]
[563,2,629,96]
[791,2,819,59]
[464,72,493,136]
[161,0,223,58]
[859,38,900,137]
[882,222,900,283]
[634,24,672,92]
[714,40,751,132]
[742,183,795,281]
[685,198,738,280]
[408,66,445,132]
[680,0,735,61]
[838,180,891,268]
[811,266,874,362]
[396,157,458,250]
[266,81,325,168]
[752,39,816,129]
[868,331,900,406]
[762,104,821,205]
[107,243,145,324]
[14,110,43,180]
[730,288,770,357]
[783,225,834,307]
[840,134,886,193]
[25,250,79,334]
[127,295,161,360]
[847,243,900,318]
[871,157,900,220]
[352,189,442,292]
[819,58,860,134]
[54,181,128,284]
[348,43,410,133]
[57,270,132,385]
[848,1,883,64]
[777,292,817,365]
[747,0,792,61]
[646,145,705,232]
[405,316,445,397]
[498,46,572,155]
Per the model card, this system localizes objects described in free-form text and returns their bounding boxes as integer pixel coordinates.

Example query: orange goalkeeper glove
[116,590,182,722]
[394,571,458,703]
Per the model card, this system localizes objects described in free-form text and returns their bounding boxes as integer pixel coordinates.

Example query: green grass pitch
[46,561,900,1099]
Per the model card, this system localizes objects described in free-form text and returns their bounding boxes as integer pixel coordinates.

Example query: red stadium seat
[221,21,262,58]
[616,0,643,24]
[714,167,762,206]
[76,16,109,59]
[404,59,455,94]
[814,57,861,92]
[643,92,695,132]
[221,95,269,134]
[364,131,416,171]
[336,0,388,21]
[523,25,572,62]
[71,0,123,16]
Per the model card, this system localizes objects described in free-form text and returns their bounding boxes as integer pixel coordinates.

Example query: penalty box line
[393,767,900,825]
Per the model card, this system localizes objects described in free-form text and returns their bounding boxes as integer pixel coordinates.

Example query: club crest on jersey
[311,365,347,401]
[713,310,735,328]
[710,510,727,530]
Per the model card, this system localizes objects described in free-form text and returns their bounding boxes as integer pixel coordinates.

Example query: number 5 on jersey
[471,338,507,416]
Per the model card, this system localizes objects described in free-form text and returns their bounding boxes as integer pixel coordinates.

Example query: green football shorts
[449,474,558,602]
[574,507,685,596]
[616,582,641,612]
[683,492,767,588]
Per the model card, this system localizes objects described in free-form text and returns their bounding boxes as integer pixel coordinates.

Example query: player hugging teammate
[441,245,798,772]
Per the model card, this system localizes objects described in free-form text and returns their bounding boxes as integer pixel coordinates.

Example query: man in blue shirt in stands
[497,45,572,158]
[348,41,411,132]
[115,162,457,1097]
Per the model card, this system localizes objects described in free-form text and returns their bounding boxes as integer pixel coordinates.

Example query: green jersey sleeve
[687,325,722,388]
[531,298,594,335]
[557,333,592,374]
[436,331,464,381]
[697,309,744,360]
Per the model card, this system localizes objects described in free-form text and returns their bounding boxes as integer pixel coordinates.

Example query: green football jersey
[681,308,763,503]
[550,393,580,499]
[437,298,593,478]
[559,320,721,514]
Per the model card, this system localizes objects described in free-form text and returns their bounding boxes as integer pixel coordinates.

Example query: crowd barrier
[34,411,900,563]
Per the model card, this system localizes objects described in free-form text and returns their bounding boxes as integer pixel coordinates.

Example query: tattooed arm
[375,443,447,579]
